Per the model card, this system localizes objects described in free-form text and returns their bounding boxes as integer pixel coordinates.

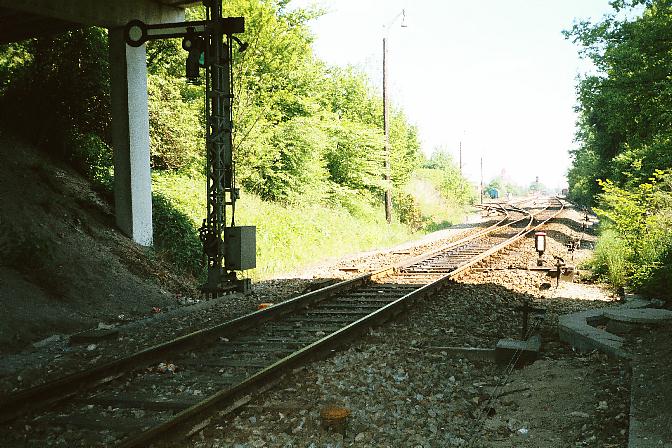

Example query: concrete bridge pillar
[108,28,153,246]
[0,0,187,246]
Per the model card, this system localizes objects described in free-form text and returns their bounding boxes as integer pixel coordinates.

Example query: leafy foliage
[64,131,113,187]
[589,228,629,290]
[324,120,384,193]
[248,116,330,203]
[592,172,672,298]
[0,28,111,159]
[147,75,203,170]
[152,193,204,279]
[0,0,426,216]
[393,191,424,231]
[409,168,473,232]
[0,0,475,282]
[0,41,32,95]
[423,149,476,206]
[153,171,416,280]
[566,1,672,298]
[565,0,672,204]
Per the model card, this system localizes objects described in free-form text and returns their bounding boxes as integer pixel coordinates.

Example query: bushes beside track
[586,173,672,301]
[566,1,672,301]
[153,171,416,279]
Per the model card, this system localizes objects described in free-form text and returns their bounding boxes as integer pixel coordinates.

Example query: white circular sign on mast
[124,20,147,47]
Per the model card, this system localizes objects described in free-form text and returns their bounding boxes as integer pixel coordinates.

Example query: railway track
[0,197,564,447]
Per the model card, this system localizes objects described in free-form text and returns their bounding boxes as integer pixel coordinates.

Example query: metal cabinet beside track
[225,226,256,270]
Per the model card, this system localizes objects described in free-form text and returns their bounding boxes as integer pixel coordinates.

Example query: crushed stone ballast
[0,199,563,447]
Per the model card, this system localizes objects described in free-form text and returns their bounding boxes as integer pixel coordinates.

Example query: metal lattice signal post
[125,1,255,297]
[201,4,238,294]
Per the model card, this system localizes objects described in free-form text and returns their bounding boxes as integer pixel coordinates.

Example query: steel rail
[121,200,560,447]
[0,204,510,424]
[0,198,562,447]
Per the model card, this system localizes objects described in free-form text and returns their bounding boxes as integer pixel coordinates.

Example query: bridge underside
[0,0,197,246]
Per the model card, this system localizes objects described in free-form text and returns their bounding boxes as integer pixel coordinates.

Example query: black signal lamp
[182,30,199,51]
[186,51,201,82]
[182,31,204,83]
[125,19,147,47]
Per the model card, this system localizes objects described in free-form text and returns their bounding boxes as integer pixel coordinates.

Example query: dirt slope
[0,129,195,353]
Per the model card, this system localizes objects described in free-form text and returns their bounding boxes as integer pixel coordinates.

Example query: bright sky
[290,0,617,190]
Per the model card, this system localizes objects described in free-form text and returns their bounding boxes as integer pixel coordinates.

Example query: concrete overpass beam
[109,28,153,246]
[0,0,185,28]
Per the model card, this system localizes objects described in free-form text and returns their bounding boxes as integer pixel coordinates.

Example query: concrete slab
[558,309,628,359]
[0,0,185,29]
[495,335,541,366]
[604,308,672,324]
[559,297,672,447]
[557,297,650,359]
[622,297,654,309]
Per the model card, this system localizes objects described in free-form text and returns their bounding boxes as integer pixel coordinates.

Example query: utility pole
[383,36,392,223]
[382,9,406,224]
[480,156,484,204]
[459,141,462,174]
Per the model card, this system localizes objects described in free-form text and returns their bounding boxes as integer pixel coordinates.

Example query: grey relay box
[225,226,256,270]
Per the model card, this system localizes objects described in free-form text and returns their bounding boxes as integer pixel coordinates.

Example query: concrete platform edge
[557,297,650,359]
[557,296,669,448]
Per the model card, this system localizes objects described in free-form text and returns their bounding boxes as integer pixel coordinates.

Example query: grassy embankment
[408,168,469,231]
[153,169,469,280]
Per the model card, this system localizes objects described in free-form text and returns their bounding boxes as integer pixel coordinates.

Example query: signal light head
[124,19,147,47]
[182,33,204,83]
[182,34,201,52]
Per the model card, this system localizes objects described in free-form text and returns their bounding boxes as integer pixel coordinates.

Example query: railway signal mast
[125,1,255,297]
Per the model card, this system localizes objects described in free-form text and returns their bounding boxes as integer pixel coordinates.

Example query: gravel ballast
[1,204,637,448]
[174,205,631,448]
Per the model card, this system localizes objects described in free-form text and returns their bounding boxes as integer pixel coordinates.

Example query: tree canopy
[565,0,672,204]
[0,0,423,214]
[566,0,672,298]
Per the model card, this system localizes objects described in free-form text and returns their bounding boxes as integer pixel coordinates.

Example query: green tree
[147,75,203,170]
[566,0,672,298]
[424,149,475,205]
[0,0,424,228]
[594,171,672,298]
[565,0,672,204]
[323,120,384,193]
[320,66,381,126]
[247,116,330,203]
